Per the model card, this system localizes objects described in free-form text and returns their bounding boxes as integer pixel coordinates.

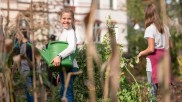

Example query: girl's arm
[137,38,155,58]
[58,30,77,59]
[52,30,76,67]
[169,37,173,49]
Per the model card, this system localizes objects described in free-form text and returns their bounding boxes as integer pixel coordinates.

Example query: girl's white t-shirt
[144,24,171,71]
[58,28,79,68]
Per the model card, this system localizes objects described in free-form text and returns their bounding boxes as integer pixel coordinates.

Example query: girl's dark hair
[21,30,28,39]
[59,8,75,30]
[145,4,164,34]
[20,29,28,39]
[50,34,56,41]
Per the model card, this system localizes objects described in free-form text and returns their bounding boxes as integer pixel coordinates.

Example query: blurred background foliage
[127,0,145,24]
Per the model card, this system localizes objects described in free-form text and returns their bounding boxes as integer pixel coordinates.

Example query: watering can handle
[47,41,68,48]
[42,47,46,51]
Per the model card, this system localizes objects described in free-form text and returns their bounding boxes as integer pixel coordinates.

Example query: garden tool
[28,41,77,72]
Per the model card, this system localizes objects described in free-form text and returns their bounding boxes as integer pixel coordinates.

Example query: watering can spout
[27,43,49,64]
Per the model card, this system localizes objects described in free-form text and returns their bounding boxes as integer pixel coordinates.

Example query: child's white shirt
[144,24,171,71]
[58,28,78,68]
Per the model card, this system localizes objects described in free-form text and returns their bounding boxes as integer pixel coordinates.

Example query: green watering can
[29,41,76,72]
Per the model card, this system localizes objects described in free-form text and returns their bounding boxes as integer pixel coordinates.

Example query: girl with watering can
[51,8,79,102]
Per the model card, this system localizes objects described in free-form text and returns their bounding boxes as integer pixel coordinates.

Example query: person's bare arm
[137,38,155,57]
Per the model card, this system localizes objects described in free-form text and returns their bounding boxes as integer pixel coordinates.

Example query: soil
[158,77,182,102]
[135,75,182,102]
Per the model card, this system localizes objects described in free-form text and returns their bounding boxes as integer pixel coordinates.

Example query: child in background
[51,8,78,102]
[14,29,34,102]
[137,4,173,100]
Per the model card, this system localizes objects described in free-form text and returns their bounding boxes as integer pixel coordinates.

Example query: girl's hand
[137,52,143,58]
[51,56,61,67]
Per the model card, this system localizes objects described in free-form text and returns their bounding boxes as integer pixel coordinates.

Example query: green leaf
[120,62,125,68]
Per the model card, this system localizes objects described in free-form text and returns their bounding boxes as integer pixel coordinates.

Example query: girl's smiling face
[60,12,73,29]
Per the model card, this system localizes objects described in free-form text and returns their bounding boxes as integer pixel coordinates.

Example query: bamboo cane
[159,0,171,101]
[30,0,37,102]
[84,0,98,101]
[61,70,82,102]
[108,26,120,102]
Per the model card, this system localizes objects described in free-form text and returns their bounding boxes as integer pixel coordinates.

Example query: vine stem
[125,65,142,100]
[125,66,138,85]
